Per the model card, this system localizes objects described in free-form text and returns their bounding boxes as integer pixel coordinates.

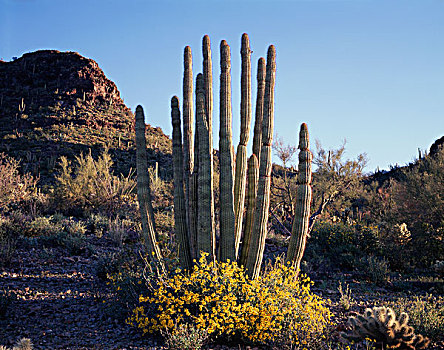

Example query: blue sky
[1,0,443,172]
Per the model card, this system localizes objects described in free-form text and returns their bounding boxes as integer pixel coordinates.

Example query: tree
[270,136,369,235]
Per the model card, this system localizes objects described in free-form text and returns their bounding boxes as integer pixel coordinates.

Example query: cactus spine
[245,45,276,278]
[252,57,266,162]
[196,73,216,259]
[218,40,236,262]
[233,33,252,258]
[286,123,312,272]
[171,96,193,271]
[239,154,259,267]
[134,105,164,269]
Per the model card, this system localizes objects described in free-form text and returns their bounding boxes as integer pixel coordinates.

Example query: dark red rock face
[0,50,131,126]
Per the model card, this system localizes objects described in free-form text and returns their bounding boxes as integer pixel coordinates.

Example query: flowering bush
[128,254,331,347]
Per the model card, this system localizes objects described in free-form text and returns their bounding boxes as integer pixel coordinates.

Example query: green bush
[306,222,380,270]
[52,149,136,216]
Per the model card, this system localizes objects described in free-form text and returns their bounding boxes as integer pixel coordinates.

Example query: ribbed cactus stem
[286,123,313,273]
[171,96,193,271]
[202,35,215,252]
[183,46,194,251]
[196,73,216,259]
[233,33,252,258]
[189,74,203,259]
[239,154,259,267]
[134,105,164,270]
[246,45,276,278]
[252,57,266,162]
[218,40,236,262]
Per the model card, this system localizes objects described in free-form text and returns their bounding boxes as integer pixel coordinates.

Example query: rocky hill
[0,50,171,183]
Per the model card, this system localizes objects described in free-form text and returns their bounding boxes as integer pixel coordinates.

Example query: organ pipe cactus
[286,123,312,272]
[202,35,216,245]
[171,96,193,271]
[218,40,236,262]
[239,154,259,267]
[182,46,194,253]
[134,105,164,271]
[252,57,266,163]
[233,33,252,258]
[245,45,276,278]
[196,73,216,260]
[137,33,284,279]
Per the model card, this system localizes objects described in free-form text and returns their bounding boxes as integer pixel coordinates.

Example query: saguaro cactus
[245,45,276,278]
[196,73,216,259]
[218,40,236,262]
[286,123,313,272]
[233,33,252,258]
[171,96,193,271]
[134,106,164,269]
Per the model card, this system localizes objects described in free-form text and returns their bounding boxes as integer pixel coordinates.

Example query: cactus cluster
[135,33,312,279]
[340,306,430,349]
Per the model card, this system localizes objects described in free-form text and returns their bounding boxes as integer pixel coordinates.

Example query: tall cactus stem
[183,46,195,258]
[239,154,259,267]
[245,45,276,278]
[252,57,266,162]
[202,35,215,254]
[134,105,164,271]
[286,123,313,273]
[234,33,252,258]
[196,73,216,260]
[171,96,193,271]
[218,40,236,262]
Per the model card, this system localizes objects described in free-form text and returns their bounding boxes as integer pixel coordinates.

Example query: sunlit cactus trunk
[239,154,259,267]
[246,46,276,278]
[202,35,216,248]
[182,46,195,257]
[134,105,164,270]
[252,57,266,162]
[233,33,252,258]
[218,40,236,262]
[286,123,313,273]
[196,73,216,260]
[171,96,193,271]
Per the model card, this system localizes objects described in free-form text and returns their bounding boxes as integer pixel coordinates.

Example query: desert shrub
[357,255,390,284]
[161,323,209,350]
[391,150,444,267]
[129,254,331,347]
[107,217,134,246]
[307,222,380,270]
[86,213,109,238]
[52,149,136,216]
[0,217,18,267]
[0,153,44,214]
[388,294,444,340]
[27,216,63,237]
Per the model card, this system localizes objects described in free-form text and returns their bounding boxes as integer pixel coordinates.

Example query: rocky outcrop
[0,50,130,118]
[0,50,171,184]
